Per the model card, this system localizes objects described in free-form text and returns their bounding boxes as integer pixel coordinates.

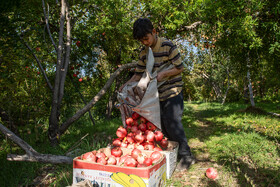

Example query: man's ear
[152,28,156,35]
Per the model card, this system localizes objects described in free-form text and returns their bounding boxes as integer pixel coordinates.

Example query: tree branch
[0,123,72,164]
[183,21,202,30]
[58,62,137,135]
[42,0,58,52]
[19,35,53,91]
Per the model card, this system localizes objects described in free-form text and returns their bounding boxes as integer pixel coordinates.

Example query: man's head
[133,18,157,48]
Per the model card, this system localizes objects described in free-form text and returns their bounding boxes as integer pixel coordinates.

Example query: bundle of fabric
[117,47,161,129]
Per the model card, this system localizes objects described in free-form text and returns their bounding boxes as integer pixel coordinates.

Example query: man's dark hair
[133,18,154,40]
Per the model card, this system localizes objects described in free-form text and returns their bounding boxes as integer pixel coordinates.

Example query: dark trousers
[160,92,192,157]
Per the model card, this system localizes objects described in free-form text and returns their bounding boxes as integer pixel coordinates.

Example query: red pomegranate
[139,116,147,124]
[124,157,138,167]
[82,151,96,162]
[160,138,169,149]
[107,155,117,165]
[206,167,218,179]
[116,126,127,139]
[97,157,107,165]
[125,117,134,126]
[112,138,122,147]
[143,157,153,166]
[111,147,122,157]
[132,112,140,120]
[134,132,145,144]
[147,122,157,131]
[154,131,164,141]
[137,153,147,164]
[96,151,106,159]
[150,151,162,164]
[131,148,142,159]
[138,123,147,132]
[146,131,155,142]
[153,147,163,151]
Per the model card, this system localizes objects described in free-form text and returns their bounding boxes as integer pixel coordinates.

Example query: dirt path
[168,104,239,187]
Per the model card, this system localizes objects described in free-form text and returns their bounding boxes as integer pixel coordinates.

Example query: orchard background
[0,0,279,186]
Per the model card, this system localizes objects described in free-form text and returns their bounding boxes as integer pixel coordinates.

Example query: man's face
[139,29,157,48]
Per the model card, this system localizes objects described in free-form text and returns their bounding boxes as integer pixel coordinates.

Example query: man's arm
[157,66,184,82]
[119,73,142,92]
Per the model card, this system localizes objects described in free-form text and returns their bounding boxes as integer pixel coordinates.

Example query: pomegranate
[150,151,162,163]
[127,132,134,137]
[126,125,132,132]
[97,157,107,165]
[132,112,140,120]
[118,154,130,166]
[125,117,134,126]
[76,41,81,47]
[134,132,145,144]
[147,122,157,131]
[139,116,147,124]
[153,147,163,151]
[120,141,128,148]
[138,123,147,132]
[82,152,96,162]
[131,125,138,133]
[116,126,127,139]
[111,147,122,157]
[107,155,117,165]
[133,120,139,126]
[154,131,164,141]
[112,138,122,147]
[124,157,138,167]
[206,167,218,179]
[131,148,142,159]
[160,138,169,149]
[144,142,155,151]
[146,131,155,142]
[137,153,147,164]
[143,157,153,166]
[126,135,135,144]
[96,151,106,159]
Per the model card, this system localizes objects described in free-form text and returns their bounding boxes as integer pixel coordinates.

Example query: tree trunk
[201,72,223,100]
[106,75,122,118]
[247,53,255,107]
[222,68,231,105]
[48,0,66,146]
[247,69,255,107]
[222,83,230,105]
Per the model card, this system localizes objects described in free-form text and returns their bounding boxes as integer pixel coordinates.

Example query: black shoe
[176,155,196,171]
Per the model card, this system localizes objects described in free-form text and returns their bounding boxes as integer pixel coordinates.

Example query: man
[119,18,195,170]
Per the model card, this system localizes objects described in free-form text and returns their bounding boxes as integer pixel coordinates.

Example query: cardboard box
[73,148,166,187]
[161,141,179,179]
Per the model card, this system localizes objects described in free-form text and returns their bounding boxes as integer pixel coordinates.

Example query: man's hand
[157,67,183,82]
[157,71,166,82]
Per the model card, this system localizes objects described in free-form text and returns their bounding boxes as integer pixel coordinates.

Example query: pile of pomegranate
[112,112,169,151]
[80,148,163,167]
